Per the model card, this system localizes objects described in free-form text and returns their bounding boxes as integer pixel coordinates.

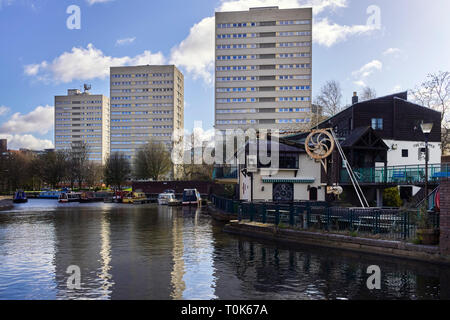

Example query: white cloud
[169,17,216,84]
[0,105,54,135]
[0,106,10,116]
[352,60,383,79]
[0,134,54,150]
[169,0,374,83]
[314,18,377,47]
[24,61,47,76]
[24,0,374,85]
[391,84,402,93]
[383,48,404,60]
[354,80,366,87]
[116,37,136,46]
[383,48,401,56]
[24,44,166,83]
[86,0,114,5]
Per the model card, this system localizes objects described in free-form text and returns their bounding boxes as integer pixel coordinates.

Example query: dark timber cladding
[319,92,441,142]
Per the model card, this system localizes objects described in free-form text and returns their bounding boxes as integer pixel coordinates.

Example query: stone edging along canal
[222,220,450,266]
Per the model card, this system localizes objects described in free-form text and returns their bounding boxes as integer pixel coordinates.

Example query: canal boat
[182,189,202,206]
[110,191,128,203]
[38,190,62,199]
[122,192,148,204]
[13,190,28,203]
[158,193,176,205]
[168,198,182,206]
[79,191,109,203]
[58,192,81,203]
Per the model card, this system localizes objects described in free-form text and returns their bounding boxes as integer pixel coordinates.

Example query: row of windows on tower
[217,20,311,28]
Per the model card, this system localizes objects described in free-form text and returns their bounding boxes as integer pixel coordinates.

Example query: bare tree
[3,150,34,192]
[85,162,104,190]
[360,87,377,101]
[134,141,172,181]
[104,152,131,190]
[315,80,343,117]
[68,142,90,189]
[39,150,68,189]
[412,71,450,155]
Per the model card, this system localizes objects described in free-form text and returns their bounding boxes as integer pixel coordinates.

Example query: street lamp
[421,121,434,210]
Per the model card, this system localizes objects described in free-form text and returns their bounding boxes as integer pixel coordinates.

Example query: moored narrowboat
[13,190,28,203]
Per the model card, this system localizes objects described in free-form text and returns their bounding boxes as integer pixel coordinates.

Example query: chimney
[352,92,359,105]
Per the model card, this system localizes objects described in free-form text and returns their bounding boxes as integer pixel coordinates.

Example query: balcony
[213,165,238,183]
[340,163,450,185]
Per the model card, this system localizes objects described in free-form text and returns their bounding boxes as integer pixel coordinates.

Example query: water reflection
[0,200,448,300]
[170,209,185,300]
[98,211,113,299]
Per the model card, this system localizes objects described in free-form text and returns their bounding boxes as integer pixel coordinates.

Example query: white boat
[58,192,81,203]
[158,193,176,205]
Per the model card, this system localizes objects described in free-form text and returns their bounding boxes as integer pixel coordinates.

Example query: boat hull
[13,199,28,204]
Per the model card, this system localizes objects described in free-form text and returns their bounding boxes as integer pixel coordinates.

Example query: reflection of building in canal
[109,206,175,300]
[53,209,106,299]
[98,212,113,298]
[170,206,217,300]
[211,239,442,300]
[170,209,185,299]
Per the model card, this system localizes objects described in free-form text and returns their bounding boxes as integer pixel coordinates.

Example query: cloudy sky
[0,0,449,150]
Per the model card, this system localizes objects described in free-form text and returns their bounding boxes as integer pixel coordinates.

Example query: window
[371,118,383,130]
[402,149,409,158]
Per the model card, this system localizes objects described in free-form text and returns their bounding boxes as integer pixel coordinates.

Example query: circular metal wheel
[305,129,335,160]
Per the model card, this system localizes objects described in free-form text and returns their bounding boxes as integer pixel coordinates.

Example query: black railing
[236,203,439,241]
[211,194,240,215]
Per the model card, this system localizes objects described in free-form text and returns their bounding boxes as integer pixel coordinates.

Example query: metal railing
[340,163,449,185]
[211,194,240,214]
[237,203,439,241]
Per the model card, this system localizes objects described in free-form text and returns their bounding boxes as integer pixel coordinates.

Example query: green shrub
[383,187,403,207]
[349,231,358,237]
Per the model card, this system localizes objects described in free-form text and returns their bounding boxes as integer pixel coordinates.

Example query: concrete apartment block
[54,89,110,164]
[109,65,184,163]
[215,6,313,132]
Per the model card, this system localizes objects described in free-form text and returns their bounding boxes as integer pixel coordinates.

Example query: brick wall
[440,180,450,255]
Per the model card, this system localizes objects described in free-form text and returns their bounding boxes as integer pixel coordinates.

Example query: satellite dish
[83,84,92,92]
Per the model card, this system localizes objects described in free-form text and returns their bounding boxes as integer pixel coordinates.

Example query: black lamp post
[420,121,434,210]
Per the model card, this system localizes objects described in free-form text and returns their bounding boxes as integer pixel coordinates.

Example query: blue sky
[0,0,449,150]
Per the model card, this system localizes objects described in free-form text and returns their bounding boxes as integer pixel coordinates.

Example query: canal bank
[0,199,13,211]
[223,220,450,266]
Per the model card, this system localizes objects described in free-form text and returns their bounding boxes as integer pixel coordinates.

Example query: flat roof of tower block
[249,6,279,10]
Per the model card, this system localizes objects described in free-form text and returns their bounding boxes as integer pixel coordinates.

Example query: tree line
[0,139,214,193]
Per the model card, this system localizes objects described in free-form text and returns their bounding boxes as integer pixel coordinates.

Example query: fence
[340,163,450,185]
[211,194,240,215]
[211,194,329,216]
[236,202,439,241]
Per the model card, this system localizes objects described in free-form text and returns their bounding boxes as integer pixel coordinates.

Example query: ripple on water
[0,200,445,300]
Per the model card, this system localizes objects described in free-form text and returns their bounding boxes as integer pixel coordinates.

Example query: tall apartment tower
[54,88,110,164]
[109,65,184,161]
[215,6,312,132]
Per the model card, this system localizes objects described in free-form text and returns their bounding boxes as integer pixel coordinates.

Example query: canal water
[0,200,448,300]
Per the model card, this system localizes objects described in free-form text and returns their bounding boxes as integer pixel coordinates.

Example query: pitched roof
[317,91,410,127]
[340,126,389,149]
